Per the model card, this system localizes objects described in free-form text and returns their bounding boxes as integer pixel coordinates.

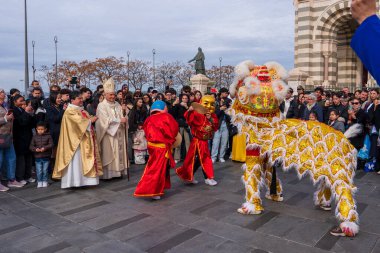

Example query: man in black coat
[279,88,297,119]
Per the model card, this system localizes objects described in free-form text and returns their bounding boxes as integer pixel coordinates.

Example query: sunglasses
[352,102,360,105]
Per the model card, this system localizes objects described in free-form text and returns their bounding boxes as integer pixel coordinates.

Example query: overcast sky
[0,0,294,91]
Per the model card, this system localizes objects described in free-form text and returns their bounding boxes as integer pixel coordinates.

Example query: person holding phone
[0,89,23,190]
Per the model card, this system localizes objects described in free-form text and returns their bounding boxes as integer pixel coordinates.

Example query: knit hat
[151,100,166,114]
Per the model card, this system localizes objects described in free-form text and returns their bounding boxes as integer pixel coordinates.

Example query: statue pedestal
[190,74,214,95]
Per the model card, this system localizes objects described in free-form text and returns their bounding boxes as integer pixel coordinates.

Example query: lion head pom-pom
[271,80,289,101]
[245,77,261,96]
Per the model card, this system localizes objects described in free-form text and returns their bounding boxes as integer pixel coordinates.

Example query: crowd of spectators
[0,81,236,192]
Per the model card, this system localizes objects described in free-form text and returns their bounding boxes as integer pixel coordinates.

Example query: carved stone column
[322,52,331,87]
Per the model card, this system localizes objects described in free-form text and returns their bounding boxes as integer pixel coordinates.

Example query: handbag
[358,134,371,160]
[229,125,238,137]
[0,134,12,149]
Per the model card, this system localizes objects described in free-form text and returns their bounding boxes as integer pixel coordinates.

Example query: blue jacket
[302,103,324,122]
[351,15,380,84]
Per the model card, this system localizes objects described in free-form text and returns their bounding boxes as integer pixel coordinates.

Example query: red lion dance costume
[134,100,179,199]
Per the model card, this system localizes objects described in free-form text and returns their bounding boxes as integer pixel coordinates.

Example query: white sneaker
[152,196,161,200]
[42,181,48,187]
[27,178,36,183]
[219,158,226,163]
[0,183,9,192]
[19,180,27,185]
[205,178,218,186]
[212,158,216,164]
[37,182,43,188]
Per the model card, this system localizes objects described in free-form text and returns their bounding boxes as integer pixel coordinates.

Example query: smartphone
[70,76,78,85]
[6,109,13,115]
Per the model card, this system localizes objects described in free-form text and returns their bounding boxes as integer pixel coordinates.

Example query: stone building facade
[290,0,379,91]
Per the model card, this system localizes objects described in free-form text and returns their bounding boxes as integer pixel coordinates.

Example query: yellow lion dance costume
[228,60,359,237]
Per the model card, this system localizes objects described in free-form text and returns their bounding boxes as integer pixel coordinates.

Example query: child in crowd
[309,112,318,121]
[29,122,53,188]
[328,109,345,133]
[132,122,147,165]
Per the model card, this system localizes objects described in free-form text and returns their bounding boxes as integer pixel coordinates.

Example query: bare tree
[127,60,151,90]
[206,65,235,89]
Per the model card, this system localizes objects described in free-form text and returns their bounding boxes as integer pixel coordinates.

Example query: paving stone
[189,217,328,253]
[44,221,108,249]
[14,207,67,228]
[63,202,126,223]
[83,240,145,253]
[0,195,34,212]
[206,240,254,253]
[0,222,31,236]
[0,246,24,253]
[144,206,204,226]
[256,214,307,237]
[97,213,150,233]
[331,231,379,253]
[0,159,379,252]
[58,200,109,216]
[14,234,68,253]
[0,226,45,246]
[0,212,27,229]
[220,211,264,228]
[370,238,380,253]
[54,246,83,253]
[284,219,332,246]
[359,205,380,235]
[80,208,143,230]
[166,232,225,253]
[41,195,103,213]
[126,221,187,250]
[28,241,72,253]
[105,216,169,242]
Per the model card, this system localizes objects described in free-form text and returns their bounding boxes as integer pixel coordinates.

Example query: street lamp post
[32,40,36,80]
[24,0,29,95]
[127,51,130,89]
[152,49,156,88]
[54,36,58,85]
[219,57,223,87]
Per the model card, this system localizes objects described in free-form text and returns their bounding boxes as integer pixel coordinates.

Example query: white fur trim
[229,77,240,98]
[271,80,289,101]
[264,61,288,80]
[340,221,359,236]
[235,60,255,79]
[344,124,363,139]
[242,202,256,213]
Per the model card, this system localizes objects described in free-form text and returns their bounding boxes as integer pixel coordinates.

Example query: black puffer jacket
[29,132,53,158]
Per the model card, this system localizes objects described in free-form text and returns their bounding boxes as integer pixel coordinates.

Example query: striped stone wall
[294,0,380,91]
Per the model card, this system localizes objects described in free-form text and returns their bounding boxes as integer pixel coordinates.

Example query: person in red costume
[176,95,219,186]
[134,100,179,200]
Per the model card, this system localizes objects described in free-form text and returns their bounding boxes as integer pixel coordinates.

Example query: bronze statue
[188,47,206,75]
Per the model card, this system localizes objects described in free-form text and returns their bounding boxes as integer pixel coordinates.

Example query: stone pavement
[0,160,379,253]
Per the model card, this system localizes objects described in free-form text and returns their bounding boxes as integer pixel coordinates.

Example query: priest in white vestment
[96,78,129,179]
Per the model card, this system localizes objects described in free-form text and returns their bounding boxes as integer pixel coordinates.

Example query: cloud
[0,0,294,91]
